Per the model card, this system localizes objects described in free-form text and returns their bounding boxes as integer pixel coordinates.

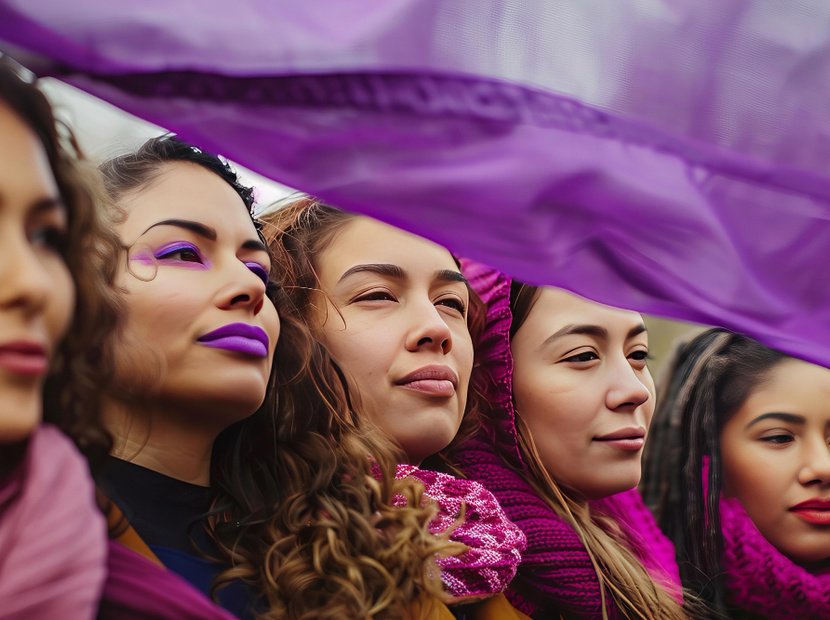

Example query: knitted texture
[590,488,683,603]
[720,496,830,619]
[395,464,526,600]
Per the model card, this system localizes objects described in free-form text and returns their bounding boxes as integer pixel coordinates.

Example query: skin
[106,161,279,485]
[315,217,474,464]
[0,103,74,443]
[721,358,830,566]
[511,288,655,500]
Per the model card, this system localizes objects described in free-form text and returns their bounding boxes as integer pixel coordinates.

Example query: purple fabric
[0,425,107,620]
[720,496,830,618]
[99,541,239,620]
[2,1,830,367]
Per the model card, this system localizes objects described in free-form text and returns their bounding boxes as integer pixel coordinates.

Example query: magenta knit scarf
[395,463,527,600]
[720,496,830,618]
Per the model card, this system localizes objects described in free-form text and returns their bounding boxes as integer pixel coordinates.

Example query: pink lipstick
[593,427,646,451]
[197,323,269,357]
[395,365,458,397]
[0,341,49,376]
[790,499,830,525]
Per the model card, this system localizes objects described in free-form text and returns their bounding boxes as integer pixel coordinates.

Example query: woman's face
[721,358,830,566]
[114,161,279,426]
[511,288,654,499]
[315,217,474,464]
[0,104,75,442]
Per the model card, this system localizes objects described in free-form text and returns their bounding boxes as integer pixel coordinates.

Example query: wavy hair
[641,328,787,618]
[0,59,119,468]
[248,196,481,618]
[509,282,693,620]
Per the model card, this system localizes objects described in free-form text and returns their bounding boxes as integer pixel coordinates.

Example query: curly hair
[0,59,120,468]
[509,282,694,620]
[240,196,483,618]
[642,328,787,617]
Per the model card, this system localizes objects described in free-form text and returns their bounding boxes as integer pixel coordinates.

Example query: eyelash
[759,434,795,445]
[436,296,467,315]
[561,350,651,364]
[155,242,204,263]
[353,290,467,315]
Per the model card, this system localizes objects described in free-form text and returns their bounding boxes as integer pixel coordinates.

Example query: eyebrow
[541,322,646,347]
[140,218,268,252]
[746,412,806,429]
[337,263,468,286]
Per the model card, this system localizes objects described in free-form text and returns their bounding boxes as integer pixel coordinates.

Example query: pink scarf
[395,464,526,600]
[0,424,107,619]
[720,496,830,618]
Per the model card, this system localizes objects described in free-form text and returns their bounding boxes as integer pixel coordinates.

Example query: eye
[563,351,599,363]
[435,295,467,315]
[759,433,795,445]
[155,242,203,264]
[628,349,652,369]
[353,290,397,303]
[31,225,69,256]
[245,262,269,286]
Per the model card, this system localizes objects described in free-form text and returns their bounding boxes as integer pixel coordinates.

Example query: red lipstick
[790,499,830,525]
[0,341,49,376]
[395,365,458,397]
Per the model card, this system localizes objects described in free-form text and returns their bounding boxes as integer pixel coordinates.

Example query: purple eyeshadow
[245,262,269,285]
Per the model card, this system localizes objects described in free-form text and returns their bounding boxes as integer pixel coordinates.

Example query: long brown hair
[0,59,119,468]
[509,282,693,620]
[252,196,479,618]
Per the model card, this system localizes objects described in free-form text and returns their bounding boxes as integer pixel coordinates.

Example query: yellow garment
[467,594,533,620]
[105,500,165,568]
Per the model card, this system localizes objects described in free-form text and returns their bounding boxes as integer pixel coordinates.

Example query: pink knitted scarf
[720,496,830,618]
[395,463,526,600]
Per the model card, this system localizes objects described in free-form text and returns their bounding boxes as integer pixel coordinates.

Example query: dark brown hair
[0,59,119,468]
[642,328,787,617]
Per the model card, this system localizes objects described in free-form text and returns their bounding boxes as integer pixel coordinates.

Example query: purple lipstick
[197,323,269,357]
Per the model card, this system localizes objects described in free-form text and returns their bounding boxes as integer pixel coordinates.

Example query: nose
[0,230,52,318]
[215,258,267,315]
[797,439,830,486]
[404,301,453,355]
[605,356,652,413]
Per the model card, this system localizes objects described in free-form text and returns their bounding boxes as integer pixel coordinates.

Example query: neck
[103,397,221,486]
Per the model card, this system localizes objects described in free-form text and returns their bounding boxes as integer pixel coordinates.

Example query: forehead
[118,161,254,239]
[318,216,458,279]
[0,103,59,206]
[525,287,645,335]
[740,358,830,416]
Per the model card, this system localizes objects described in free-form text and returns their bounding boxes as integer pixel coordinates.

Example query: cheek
[46,259,76,344]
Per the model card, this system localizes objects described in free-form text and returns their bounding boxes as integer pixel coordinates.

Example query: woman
[261,198,528,618]
[452,264,689,619]
[0,59,112,620]
[96,138,451,620]
[642,328,830,619]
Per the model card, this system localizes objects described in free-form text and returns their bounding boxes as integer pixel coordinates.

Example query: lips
[197,323,269,357]
[790,499,830,525]
[593,427,646,451]
[394,365,459,397]
[0,340,49,376]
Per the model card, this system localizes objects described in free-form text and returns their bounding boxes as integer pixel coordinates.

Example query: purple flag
[2,0,829,365]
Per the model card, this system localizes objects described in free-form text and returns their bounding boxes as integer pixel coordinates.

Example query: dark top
[98,457,256,619]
